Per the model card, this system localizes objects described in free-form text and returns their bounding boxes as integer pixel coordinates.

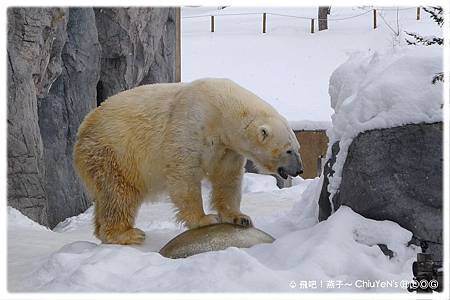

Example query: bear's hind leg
[87,147,145,245]
[94,191,145,245]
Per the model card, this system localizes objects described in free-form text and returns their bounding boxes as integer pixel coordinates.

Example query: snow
[8,174,419,292]
[326,46,443,207]
[289,120,331,131]
[182,6,440,124]
[8,206,50,231]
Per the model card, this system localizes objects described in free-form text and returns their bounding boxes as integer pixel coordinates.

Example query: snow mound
[29,203,417,292]
[54,206,95,233]
[8,207,49,231]
[326,46,443,205]
[10,177,418,292]
[328,47,443,141]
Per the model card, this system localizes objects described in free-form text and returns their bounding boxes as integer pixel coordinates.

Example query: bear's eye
[286,150,292,154]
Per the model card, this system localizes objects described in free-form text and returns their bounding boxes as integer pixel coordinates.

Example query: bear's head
[240,116,304,179]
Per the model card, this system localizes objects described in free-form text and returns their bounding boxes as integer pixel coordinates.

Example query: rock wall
[8,7,177,228]
[319,122,443,260]
[94,8,176,104]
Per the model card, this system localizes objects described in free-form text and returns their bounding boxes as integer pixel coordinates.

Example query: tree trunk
[318,6,331,31]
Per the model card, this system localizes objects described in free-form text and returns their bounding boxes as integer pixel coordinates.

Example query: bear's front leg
[167,176,220,229]
[209,151,253,227]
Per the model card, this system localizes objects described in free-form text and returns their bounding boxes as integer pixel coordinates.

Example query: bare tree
[318,6,331,31]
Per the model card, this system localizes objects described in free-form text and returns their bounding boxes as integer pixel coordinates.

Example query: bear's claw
[231,214,253,228]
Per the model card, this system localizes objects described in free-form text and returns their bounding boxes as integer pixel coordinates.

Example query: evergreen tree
[405,6,443,84]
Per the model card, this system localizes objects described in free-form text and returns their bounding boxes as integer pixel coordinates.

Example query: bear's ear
[257,125,271,143]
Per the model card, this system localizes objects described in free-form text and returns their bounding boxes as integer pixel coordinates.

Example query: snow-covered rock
[319,46,443,262]
[325,47,443,206]
[321,123,443,257]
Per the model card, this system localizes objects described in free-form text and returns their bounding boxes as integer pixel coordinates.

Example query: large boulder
[7,7,177,227]
[319,122,443,260]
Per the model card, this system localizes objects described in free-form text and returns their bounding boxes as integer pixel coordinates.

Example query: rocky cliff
[8,7,177,228]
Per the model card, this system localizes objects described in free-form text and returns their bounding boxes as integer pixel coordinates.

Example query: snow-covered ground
[182,6,440,125]
[8,174,419,292]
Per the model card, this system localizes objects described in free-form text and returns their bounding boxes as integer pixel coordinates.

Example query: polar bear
[74,78,303,245]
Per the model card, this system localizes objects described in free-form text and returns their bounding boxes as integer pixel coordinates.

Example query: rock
[37,8,101,227]
[94,8,176,102]
[319,122,443,260]
[159,223,275,259]
[7,8,69,226]
[318,141,339,221]
[7,8,177,227]
[377,244,394,259]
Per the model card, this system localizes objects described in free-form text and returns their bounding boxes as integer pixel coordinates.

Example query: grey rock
[94,7,176,103]
[7,8,69,226]
[319,123,443,260]
[378,244,394,259]
[318,141,339,221]
[8,7,177,227]
[160,223,275,259]
[38,8,100,227]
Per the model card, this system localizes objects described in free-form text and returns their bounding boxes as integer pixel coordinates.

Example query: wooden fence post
[211,15,215,32]
[416,7,421,20]
[373,9,377,29]
[262,13,266,33]
[318,6,330,31]
[310,18,315,33]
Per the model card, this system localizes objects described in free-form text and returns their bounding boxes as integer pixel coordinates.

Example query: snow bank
[329,47,443,139]
[54,206,95,233]
[8,207,50,231]
[326,46,443,206]
[28,205,417,292]
[9,177,418,293]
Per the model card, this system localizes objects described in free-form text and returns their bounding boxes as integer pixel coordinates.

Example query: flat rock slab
[159,223,275,259]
